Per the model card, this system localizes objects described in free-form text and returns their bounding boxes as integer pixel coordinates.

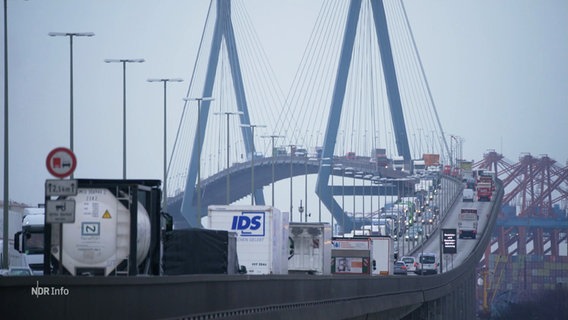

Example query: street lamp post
[49,32,94,178]
[289,144,295,222]
[354,172,363,221]
[333,164,343,231]
[147,78,183,210]
[261,135,283,206]
[320,162,331,228]
[2,0,7,270]
[104,58,145,179]
[183,97,214,220]
[216,111,243,204]
[344,168,353,230]
[304,156,308,219]
[241,123,266,205]
[364,175,373,223]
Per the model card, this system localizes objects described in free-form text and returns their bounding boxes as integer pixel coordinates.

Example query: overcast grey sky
[2,0,567,206]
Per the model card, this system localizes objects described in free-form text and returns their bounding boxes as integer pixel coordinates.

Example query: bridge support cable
[399,1,451,162]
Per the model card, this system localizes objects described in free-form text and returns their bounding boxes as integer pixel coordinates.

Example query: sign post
[45,147,78,274]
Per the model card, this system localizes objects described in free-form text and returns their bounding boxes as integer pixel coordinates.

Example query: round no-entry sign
[46,147,77,178]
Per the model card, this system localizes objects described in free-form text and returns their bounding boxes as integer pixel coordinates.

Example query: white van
[462,189,474,202]
[416,253,438,275]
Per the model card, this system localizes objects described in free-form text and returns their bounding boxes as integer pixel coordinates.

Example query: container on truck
[458,208,479,239]
[331,236,393,275]
[423,154,440,168]
[331,238,371,275]
[56,187,155,275]
[477,173,495,191]
[288,222,331,275]
[0,208,24,269]
[40,179,163,276]
[369,236,394,276]
[207,205,289,275]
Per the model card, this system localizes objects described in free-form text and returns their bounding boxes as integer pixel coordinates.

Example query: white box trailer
[369,236,394,276]
[331,236,393,276]
[207,205,289,275]
[331,238,371,275]
[288,222,331,275]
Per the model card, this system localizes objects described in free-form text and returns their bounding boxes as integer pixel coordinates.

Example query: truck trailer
[476,182,493,201]
[331,236,393,275]
[288,222,331,275]
[458,208,479,239]
[207,205,289,275]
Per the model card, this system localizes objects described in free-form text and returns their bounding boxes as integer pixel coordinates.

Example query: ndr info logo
[31,281,70,298]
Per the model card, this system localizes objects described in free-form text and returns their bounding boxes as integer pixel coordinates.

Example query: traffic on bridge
[2,1,567,320]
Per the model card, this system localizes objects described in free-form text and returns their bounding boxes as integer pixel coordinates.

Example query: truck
[370,148,389,167]
[13,207,44,274]
[331,236,393,275]
[476,182,493,201]
[207,205,289,275]
[288,222,331,275]
[331,238,371,275]
[412,159,426,175]
[0,208,24,270]
[53,187,160,276]
[392,156,405,171]
[458,208,478,239]
[477,173,495,191]
[423,154,440,167]
[369,237,394,275]
[20,180,163,276]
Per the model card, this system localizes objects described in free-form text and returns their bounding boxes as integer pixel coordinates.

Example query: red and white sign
[46,147,77,178]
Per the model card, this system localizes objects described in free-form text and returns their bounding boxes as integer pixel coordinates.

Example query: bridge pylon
[317,0,412,232]
[180,0,265,228]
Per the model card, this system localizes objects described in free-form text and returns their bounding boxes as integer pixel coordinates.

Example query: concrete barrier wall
[0,180,503,320]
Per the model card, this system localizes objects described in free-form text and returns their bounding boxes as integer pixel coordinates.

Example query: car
[408,225,423,235]
[1,267,33,276]
[405,229,419,242]
[393,261,408,275]
[421,211,435,225]
[400,256,418,273]
[416,253,438,275]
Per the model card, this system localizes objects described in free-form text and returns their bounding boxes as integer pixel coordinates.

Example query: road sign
[442,228,457,254]
[46,147,77,178]
[46,199,76,223]
[45,179,78,197]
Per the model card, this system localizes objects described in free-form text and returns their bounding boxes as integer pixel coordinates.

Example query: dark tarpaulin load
[162,228,239,275]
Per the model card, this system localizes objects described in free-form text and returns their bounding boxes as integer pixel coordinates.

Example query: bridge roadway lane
[409,190,493,273]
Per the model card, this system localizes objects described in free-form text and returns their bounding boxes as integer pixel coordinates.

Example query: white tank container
[57,188,151,275]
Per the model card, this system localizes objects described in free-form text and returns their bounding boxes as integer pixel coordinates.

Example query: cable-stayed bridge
[2,1,567,319]
[166,0,450,230]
